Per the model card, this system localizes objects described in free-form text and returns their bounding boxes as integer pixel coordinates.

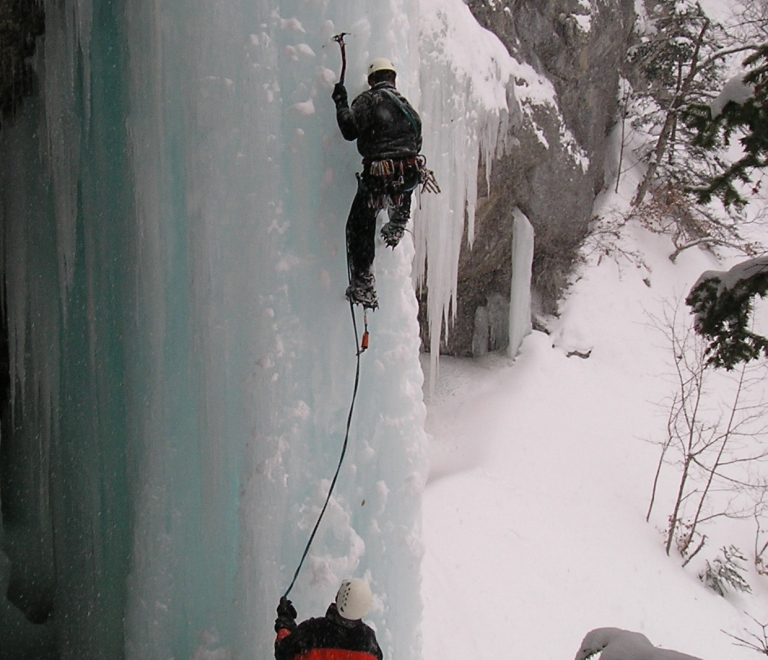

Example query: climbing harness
[360,157,419,210]
[361,155,440,210]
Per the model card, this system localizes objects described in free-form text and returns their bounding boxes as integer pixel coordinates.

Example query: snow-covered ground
[421,178,768,659]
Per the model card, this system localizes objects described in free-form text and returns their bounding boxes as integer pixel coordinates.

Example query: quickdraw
[363,158,413,210]
[417,155,441,195]
[369,159,398,177]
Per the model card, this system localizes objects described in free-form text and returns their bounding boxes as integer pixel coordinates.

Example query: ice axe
[332,32,349,85]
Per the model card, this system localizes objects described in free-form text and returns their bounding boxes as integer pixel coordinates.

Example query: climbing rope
[281,299,365,599]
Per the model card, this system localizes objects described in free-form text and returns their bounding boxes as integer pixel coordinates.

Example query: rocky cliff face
[433,0,635,355]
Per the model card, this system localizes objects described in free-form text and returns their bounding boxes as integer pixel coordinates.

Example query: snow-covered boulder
[575,627,703,660]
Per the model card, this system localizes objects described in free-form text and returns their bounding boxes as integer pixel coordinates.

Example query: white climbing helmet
[367,57,396,79]
[335,578,373,620]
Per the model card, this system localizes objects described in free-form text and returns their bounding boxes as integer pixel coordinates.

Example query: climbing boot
[345,274,378,309]
[380,221,407,248]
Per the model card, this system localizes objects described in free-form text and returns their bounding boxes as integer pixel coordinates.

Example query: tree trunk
[633,19,710,206]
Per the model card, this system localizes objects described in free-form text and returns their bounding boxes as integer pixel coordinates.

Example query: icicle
[416,0,519,392]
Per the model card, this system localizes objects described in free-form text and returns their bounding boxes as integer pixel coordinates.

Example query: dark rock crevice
[0,0,45,125]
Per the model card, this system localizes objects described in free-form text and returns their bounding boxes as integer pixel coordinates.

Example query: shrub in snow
[647,304,768,564]
[723,614,768,657]
[671,519,706,565]
[698,545,752,596]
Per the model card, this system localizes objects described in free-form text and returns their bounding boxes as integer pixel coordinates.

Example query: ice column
[508,209,534,359]
[120,0,427,659]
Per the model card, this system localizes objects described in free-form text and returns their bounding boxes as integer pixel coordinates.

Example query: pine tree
[686,257,768,369]
[683,42,768,368]
[686,44,768,208]
[629,0,726,206]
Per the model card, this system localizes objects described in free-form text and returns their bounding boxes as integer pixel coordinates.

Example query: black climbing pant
[346,161,421,284]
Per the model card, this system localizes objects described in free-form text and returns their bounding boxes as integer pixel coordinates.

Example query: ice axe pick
[332,32,349,85]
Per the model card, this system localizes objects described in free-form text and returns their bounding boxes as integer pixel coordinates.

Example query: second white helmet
[335,578,373,620]
[367,58,396,78]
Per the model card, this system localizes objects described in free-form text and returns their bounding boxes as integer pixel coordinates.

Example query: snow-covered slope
[422,177,768,660]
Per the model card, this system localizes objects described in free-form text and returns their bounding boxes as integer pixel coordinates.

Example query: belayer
[274,578,383,660]
[332,56,424,310]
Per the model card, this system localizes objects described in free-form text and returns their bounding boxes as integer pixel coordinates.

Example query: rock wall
[433,0,635,355]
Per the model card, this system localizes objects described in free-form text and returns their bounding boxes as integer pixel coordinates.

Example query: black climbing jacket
[335,81,422,160]
[275,603,383,660]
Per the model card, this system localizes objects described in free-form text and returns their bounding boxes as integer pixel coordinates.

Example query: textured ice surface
[0,0,519,657]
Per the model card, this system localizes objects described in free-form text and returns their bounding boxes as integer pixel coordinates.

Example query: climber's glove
[275,597,298,633]
[332,83,348,106]
[277,597,297,620]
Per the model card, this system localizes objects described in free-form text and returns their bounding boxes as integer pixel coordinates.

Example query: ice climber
[274,578,383,660]
[332,57,423,309]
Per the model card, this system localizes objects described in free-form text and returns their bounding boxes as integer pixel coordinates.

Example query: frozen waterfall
[0,0,518,658]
